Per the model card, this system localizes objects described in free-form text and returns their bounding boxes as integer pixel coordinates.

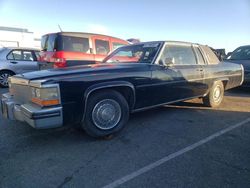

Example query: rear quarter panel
[203,62,243,90]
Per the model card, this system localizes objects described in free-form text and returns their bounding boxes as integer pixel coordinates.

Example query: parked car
[0,47,40,87]
[225,45,250,87]
[39,32,129,69]
[1,41,244,138]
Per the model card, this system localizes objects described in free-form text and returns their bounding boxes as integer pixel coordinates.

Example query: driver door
[151,43,206,105]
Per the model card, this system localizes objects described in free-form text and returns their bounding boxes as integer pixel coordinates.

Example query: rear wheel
[203,81,224,108]
[0,70,14,88]
[82,90,129,138]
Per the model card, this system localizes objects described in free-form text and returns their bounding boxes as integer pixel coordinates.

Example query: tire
[82,90,129,138]
[0,70,14,88]
[203,81,224,108]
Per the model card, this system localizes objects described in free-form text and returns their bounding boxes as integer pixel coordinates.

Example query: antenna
[58,24,63,32]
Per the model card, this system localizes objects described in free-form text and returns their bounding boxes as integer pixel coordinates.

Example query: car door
[151,43,206,105]
[7,49,39,74]
[91,35,111,62]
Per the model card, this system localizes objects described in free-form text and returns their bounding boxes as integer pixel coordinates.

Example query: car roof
[43,32,128,43]
[236,45,250,49]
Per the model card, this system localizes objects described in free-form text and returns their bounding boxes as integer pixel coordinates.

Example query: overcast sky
[0,0,249,52]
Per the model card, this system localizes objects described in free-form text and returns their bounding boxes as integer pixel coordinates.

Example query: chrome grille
[11,84,31,104]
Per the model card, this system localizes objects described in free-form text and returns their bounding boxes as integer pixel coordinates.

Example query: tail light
[53,58,67,68]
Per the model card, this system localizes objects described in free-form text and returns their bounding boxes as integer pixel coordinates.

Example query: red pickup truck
[39,32,129,69]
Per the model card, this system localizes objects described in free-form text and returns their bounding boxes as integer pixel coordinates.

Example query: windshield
[103,42,162,63]
[228,46,250,60]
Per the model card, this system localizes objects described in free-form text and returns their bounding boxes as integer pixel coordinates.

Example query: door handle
[10,61,18,64]
[196,68,203,72]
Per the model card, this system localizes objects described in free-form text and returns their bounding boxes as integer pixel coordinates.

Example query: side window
[7,50,34,61]
[201,46,219,64]
[7,50,22,60]
[95,40,110,55]
[112,43,125,50]
[161,45,197,65]
[23,51,34,61]
[194,47,205,65]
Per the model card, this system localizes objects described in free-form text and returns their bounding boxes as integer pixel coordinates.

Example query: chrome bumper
[1,93,63,129]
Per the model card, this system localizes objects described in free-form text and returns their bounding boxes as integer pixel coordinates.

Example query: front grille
[11,84,31,104]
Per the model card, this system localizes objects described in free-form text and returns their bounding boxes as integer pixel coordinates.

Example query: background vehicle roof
[43,32,128,42]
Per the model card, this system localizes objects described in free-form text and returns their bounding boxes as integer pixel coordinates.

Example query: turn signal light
[31,98,60,107]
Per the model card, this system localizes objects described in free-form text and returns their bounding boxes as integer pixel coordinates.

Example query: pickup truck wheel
[0,70,14,88]
[203,81,224,108]
[83,90,129,138]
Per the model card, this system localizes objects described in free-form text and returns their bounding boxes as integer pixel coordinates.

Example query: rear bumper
[1,93,63,129]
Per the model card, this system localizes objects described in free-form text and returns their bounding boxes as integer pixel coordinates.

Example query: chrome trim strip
[136,74,242,89]
[132,95,204,113]
[240,64,244,85]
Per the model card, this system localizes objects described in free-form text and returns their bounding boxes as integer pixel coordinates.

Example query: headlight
[31,86,60,107]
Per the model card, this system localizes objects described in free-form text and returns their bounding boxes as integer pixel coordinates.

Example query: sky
[0,0,249,52]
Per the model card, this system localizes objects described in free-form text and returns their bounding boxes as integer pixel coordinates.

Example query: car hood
[14,62,150,81]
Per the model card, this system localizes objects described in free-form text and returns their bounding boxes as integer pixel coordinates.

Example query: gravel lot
[0,87,250,188]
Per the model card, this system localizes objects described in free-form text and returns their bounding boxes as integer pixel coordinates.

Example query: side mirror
[159,57,174,67]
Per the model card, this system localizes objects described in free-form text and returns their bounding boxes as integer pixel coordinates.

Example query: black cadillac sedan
[1,41,244,138]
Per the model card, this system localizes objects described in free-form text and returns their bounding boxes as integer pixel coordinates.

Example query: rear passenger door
[7,49,39,74]
[92,36,111,62]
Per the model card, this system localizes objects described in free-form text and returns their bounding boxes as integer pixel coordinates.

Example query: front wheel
[82,90,129,138]
[0,70,14,88]
[203,81,224,108]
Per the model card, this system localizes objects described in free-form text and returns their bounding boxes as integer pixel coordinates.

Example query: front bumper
[1,93,63,129]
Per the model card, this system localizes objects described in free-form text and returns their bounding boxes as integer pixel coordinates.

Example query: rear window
[57,35,90,53]
[201,45,220,64]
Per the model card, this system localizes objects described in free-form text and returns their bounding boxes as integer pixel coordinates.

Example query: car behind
[0,47,40,87]
[225,45,250,87]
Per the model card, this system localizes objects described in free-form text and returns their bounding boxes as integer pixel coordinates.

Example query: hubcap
[213,85,222,103]
[0,73,11,87]
[92,99,122,130]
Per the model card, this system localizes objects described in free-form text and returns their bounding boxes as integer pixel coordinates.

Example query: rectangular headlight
[31,86,60,107]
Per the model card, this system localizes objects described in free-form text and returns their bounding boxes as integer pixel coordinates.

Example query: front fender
[81,81,136,122]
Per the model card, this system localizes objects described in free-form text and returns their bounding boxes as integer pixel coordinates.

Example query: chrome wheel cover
[92,99,122,130]
[0,73,10,87]
[213,85,222,103]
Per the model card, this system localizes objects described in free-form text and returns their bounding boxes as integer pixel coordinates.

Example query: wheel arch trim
[81,81,136,123]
